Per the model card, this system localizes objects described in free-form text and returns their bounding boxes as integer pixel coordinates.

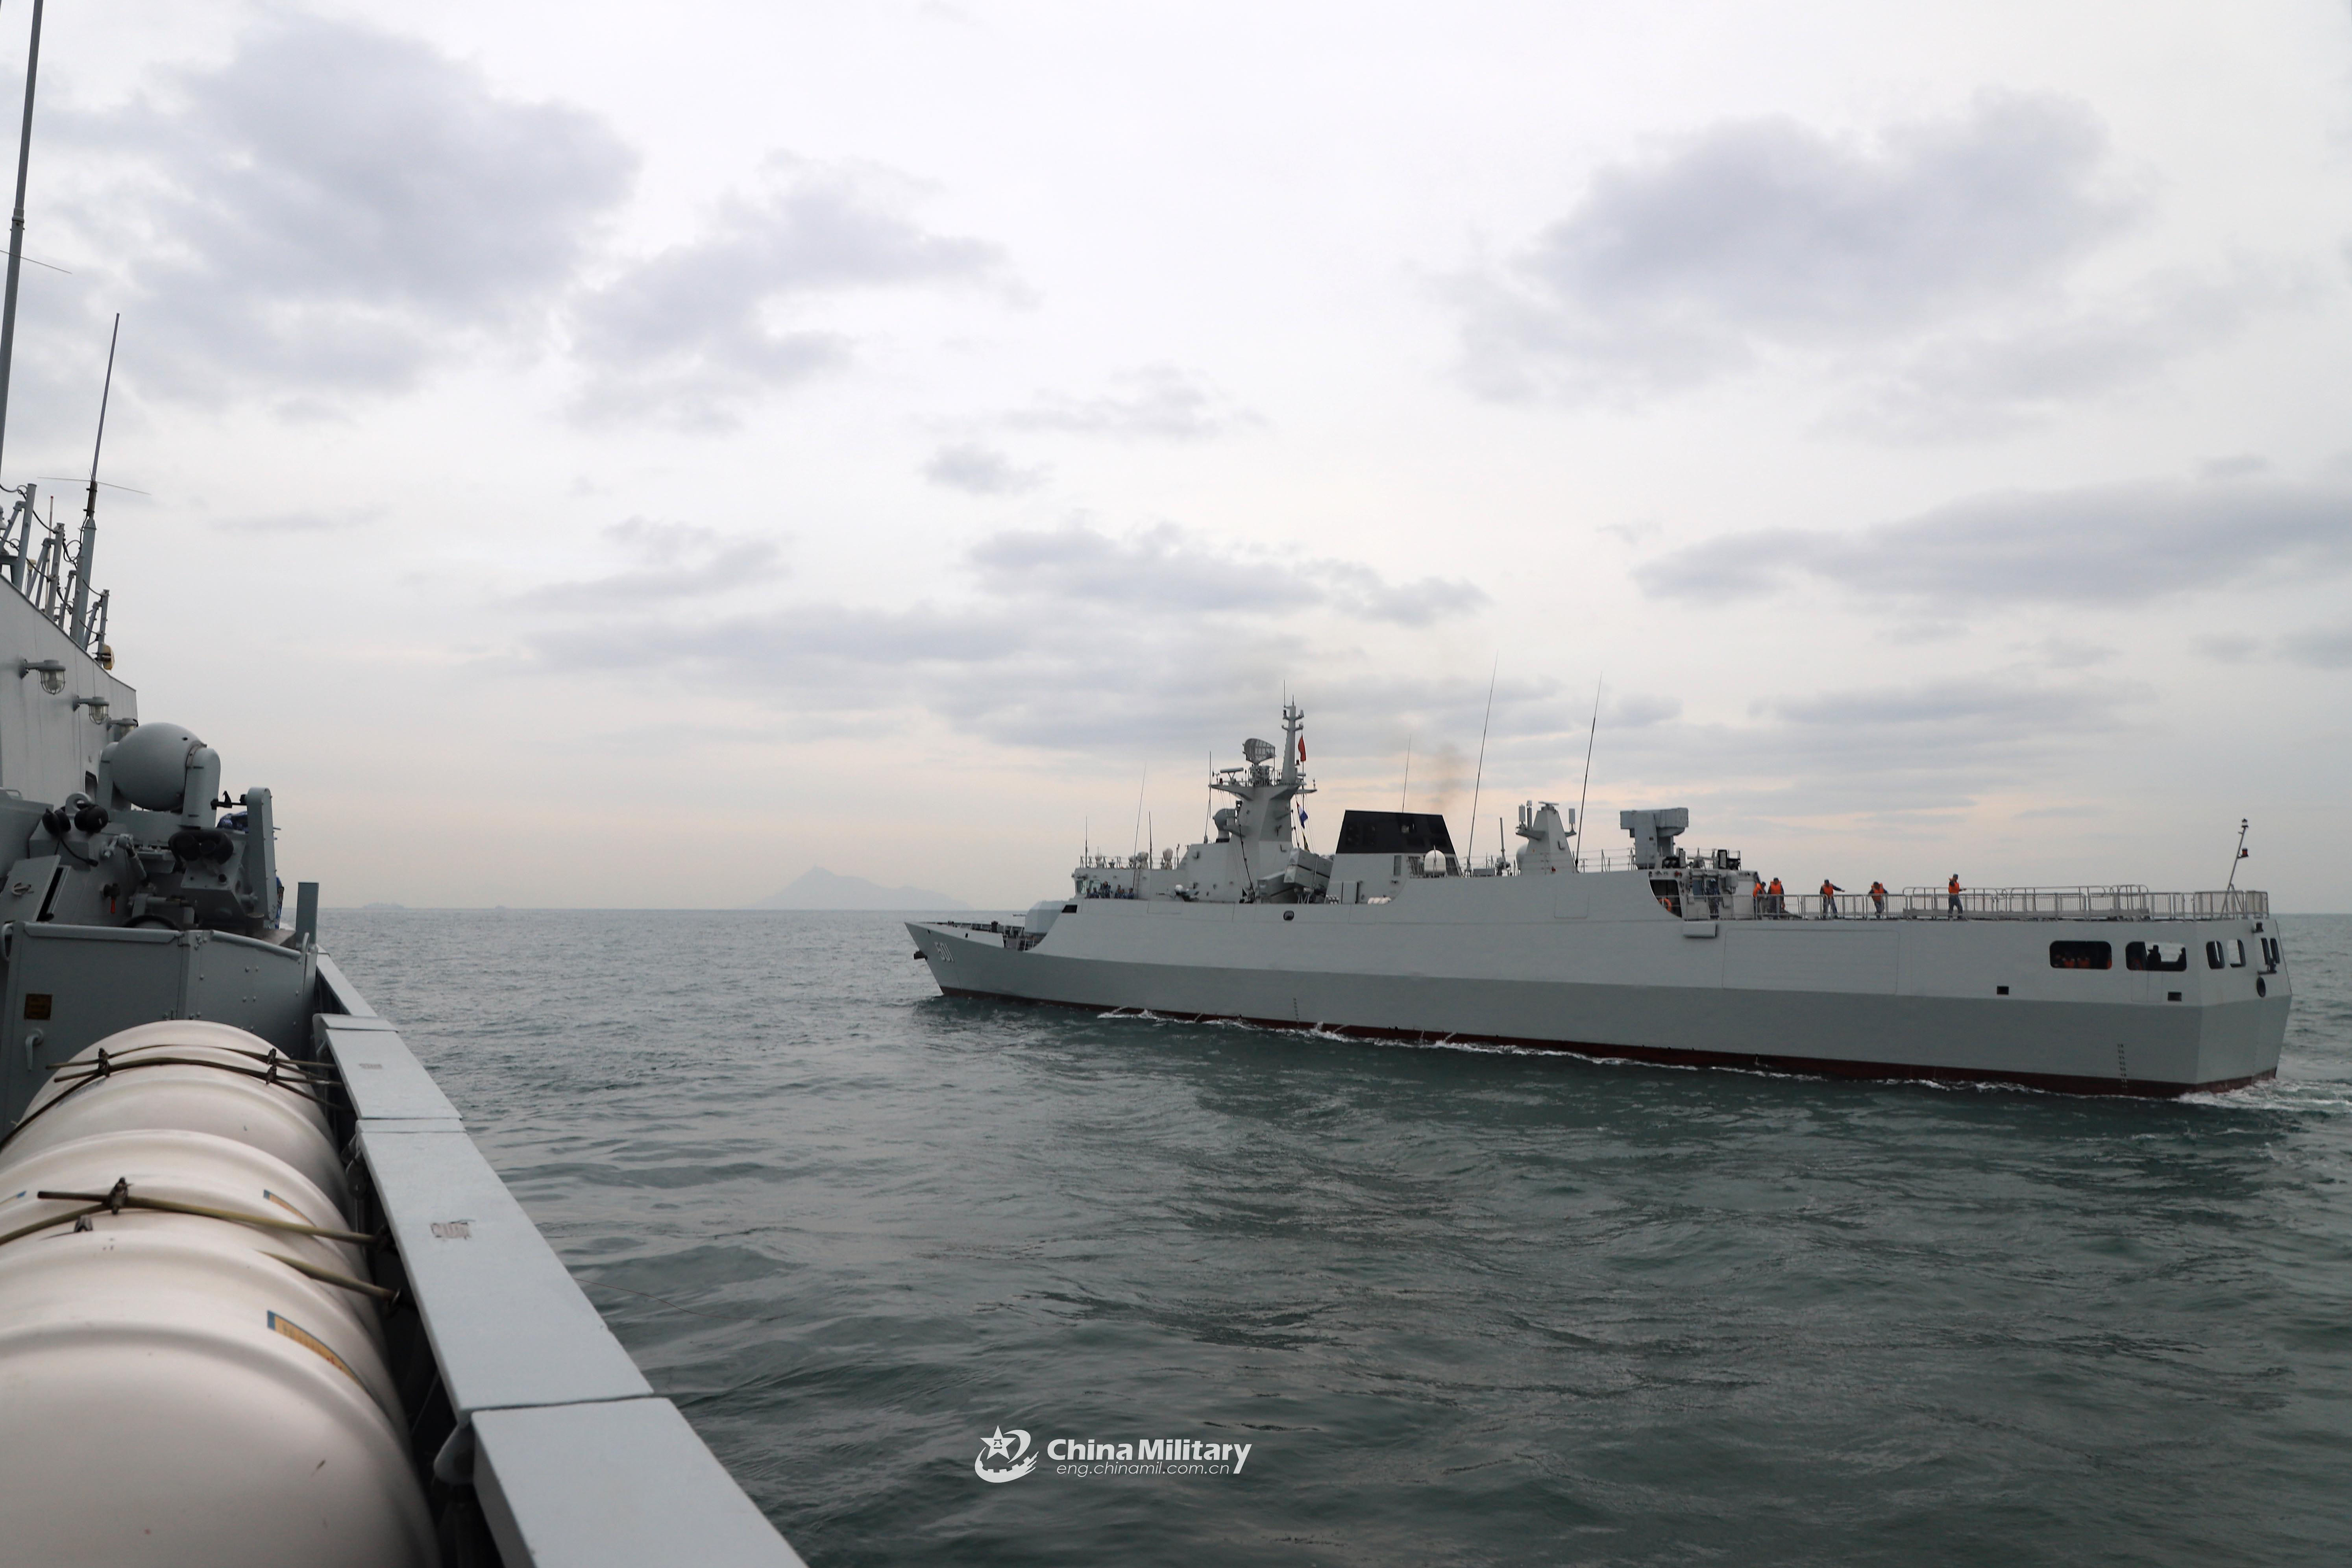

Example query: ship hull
[909,882,2289,1098]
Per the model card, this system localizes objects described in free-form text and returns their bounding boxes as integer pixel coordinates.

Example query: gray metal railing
[1681,886,2267,923]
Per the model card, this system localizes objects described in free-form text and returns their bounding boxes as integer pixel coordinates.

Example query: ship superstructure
[913,703,2289,1097]
[0,16,802,1561]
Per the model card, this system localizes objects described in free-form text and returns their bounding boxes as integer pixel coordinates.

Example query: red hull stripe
[934,986,2268,1100]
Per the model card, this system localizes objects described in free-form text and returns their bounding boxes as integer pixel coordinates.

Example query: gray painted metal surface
[0,921,313,1122]
[324,986,803,1564]
[357,1121,653,1416]
[318,1014,460,1122]
[475,1400,807,1568]
[911,871,2291,1093]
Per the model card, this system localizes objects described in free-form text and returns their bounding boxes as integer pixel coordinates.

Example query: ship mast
[0,0,44,485]
[71,311,115,644]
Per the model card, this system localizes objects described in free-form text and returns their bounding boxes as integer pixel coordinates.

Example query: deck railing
[1677,886,2267,923]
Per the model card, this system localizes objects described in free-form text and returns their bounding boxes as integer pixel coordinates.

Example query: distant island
[751,866,970,911]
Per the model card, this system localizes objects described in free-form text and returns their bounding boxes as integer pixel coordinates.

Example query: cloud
[2279,625,2352,670]
[2197,634,2260,664]
[1455,92,2139,402]
[1572,672,2149,824]
[1634,478,2352,607]
[1004,366,1258,440]
[570,158,1008,428]
[513,519,1486,753]
[971,521,1486,626]
[2019,636,2115,669]
[58,14,634,404]
[1834,267,2300,440]
[923,443,1045,496]
[513,518,785,611]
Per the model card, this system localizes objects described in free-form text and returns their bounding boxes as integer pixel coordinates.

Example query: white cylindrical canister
[0,1127,381,1346]
[5,1023,346,1207]
[0,1224,435,1567]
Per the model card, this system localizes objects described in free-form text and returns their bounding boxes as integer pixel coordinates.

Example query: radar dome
[107,722,205,811]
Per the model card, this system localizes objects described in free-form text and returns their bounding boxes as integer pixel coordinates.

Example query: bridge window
[2049,941,2111,970]
[2206,941,2225,969]
[2230,938,2246,968]
[2125,941,2187,973]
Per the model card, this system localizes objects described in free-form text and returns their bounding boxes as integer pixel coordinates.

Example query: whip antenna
[1575,674,1602,869]
[68,311,115,644]
[1464,658,1496,868]
[0,0,47,482]
[0,0,44,484]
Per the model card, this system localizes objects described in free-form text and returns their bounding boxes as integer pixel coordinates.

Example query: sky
[2,0,2347,910]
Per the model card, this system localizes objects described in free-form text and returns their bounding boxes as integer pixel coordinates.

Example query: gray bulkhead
[923,703,2285,1096]
[0,583,135,806]
[911,876,2287,1093]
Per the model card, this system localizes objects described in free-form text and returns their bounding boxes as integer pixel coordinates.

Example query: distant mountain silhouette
[751,866,970,911]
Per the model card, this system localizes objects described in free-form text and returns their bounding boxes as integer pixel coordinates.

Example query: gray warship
[0,12,802,1565]
[912,702,2289,1096]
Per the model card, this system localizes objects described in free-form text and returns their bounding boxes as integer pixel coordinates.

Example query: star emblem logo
[974,1424,1036,1482]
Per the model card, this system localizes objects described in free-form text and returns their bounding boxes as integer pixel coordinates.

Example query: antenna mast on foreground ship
[0,9,806,1562]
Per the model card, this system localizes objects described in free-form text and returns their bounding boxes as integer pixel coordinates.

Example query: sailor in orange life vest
[1868,880,1888,917]
[1947,874,1964,916]
[1819,878,1843,918]
[1767,876,1785,915]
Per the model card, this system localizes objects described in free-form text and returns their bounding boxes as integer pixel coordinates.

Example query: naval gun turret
[0,720,280,935]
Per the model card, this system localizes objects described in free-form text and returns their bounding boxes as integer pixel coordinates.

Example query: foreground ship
[0,516,806,1568]
[913,703,2289,1096]
[0,24,801,1549]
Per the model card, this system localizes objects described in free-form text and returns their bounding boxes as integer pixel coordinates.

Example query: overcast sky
[7,1,2349,909]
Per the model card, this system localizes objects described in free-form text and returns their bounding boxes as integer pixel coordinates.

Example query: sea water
[321,910,2352,1566]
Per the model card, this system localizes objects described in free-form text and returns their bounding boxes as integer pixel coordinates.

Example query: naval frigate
[911,702,2289,1097]
[0,13,802,1565]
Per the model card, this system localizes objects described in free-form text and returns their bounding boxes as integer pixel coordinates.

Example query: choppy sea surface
[318,909,2352,1566]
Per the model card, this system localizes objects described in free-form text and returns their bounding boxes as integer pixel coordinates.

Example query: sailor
[1869,880,1887,917]
[1948,874,1964,917]
[1820,879,1843,918]
[1768,876,1784,916]
[1751,878,1766,917]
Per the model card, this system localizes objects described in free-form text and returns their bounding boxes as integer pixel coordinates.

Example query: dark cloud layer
[1458,93,2139,403]
[63,14,634,402]
[570,159,1007,428]
[517,520,1487,754]
[2281,625,2352,669]
[923,443,1045,496]
[1004,366,1256,440]
[971,522,1486,626]
[1635,479,2352,607]
[514,519,785,612]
